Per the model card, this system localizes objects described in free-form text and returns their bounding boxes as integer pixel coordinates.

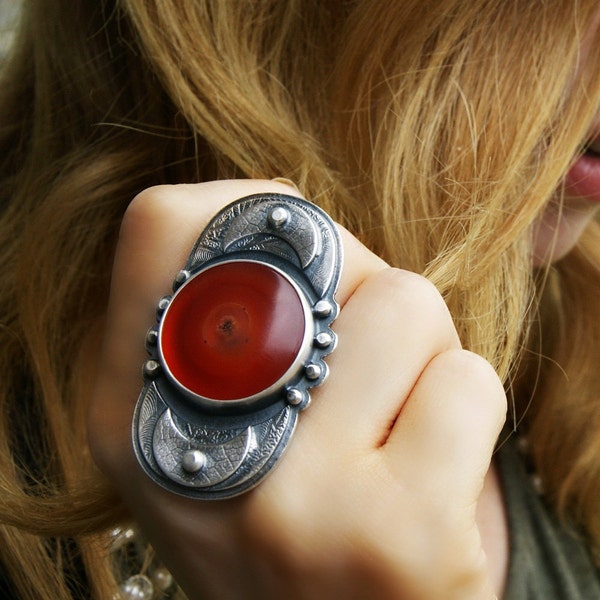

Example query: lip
[564,137,600,203]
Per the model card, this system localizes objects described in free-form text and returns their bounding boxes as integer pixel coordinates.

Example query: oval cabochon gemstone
[160,261,307,401]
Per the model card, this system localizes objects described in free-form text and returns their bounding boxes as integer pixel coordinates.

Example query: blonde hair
[0,0,599,597]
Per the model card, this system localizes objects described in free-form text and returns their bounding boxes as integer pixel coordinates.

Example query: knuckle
[364,268,458,343]
[436,348,508,419]
[119,185,174,241]
[456,350,505,399]
[374,268,450,315]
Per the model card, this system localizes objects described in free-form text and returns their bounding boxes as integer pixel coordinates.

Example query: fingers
[300,268,462,450]
[385,348,507,505]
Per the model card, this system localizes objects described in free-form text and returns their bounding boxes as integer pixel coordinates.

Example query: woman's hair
[1,0,599,597]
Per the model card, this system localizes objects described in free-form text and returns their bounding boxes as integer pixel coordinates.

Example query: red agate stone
[160,261,307,401]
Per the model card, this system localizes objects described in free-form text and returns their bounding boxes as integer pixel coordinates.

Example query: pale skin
[532,196,600,264]
[88,179,509,599]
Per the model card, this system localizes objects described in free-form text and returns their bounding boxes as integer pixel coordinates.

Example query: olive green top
[498,438,600,599]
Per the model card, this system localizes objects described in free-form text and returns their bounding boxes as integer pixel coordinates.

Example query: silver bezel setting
[156,258,316,412]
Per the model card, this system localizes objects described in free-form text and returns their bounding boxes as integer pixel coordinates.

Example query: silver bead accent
[286,388,303,406]
[120,575,154,600]
[173,269,190,290]
[313,300,333,318]
[267,206,290,228]
[145,327,158,347]
[143,360,161,379]
[305,363,322,380]
[314,331,334,348]
[156,295,171,318]
[182,449,206,473]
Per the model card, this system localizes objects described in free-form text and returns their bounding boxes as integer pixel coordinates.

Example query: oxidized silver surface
[132,193,343,499]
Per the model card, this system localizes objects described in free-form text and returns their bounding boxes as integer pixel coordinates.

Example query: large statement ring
[132,193,343,499]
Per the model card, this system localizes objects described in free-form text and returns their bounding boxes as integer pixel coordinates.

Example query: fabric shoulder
[498,435,600,599]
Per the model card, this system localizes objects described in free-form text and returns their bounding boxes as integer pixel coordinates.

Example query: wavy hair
[0,1,599,597]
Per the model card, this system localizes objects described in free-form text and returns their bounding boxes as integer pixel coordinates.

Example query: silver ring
[132,193,343,499]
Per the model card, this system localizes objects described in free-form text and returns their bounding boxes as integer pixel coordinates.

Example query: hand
[88,180,507,600]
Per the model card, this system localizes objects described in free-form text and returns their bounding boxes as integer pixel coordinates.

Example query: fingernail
[271,177,299,191]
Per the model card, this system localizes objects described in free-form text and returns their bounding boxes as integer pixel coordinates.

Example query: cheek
[532,201,599,266]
